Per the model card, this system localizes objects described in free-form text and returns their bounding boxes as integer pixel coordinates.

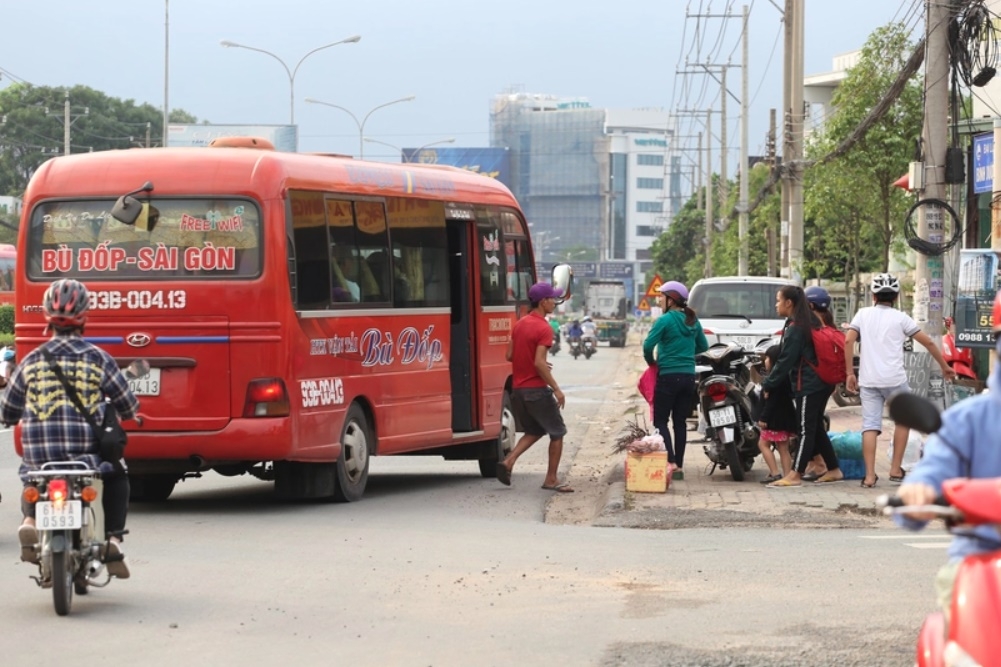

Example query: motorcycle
[582,337,596,360]
[22,461,120,616]
[549,332,561,357]
[880,392,1001,667]
[568,336,582,360]
[695,342,763,481]
[831,353,861,407]
[943,327,977,381]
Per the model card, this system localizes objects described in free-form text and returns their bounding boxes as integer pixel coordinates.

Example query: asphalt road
[0,344,946,666]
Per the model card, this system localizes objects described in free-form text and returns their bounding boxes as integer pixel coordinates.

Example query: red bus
[15,142,549,501]
[0,243,15,305]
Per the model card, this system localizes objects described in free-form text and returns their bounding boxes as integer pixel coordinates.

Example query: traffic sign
[638,298,651,311]
[644,274,664,297]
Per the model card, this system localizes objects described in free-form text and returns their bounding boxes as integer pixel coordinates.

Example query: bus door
[446,211,477,432]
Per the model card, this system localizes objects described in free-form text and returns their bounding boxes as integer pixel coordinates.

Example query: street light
[305,95,416,158]
[363,137,455,162]
[219,34,361,125]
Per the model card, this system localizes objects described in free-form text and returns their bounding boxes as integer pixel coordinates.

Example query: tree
[649,191,706,286]
[804,23,923,284]
[0,84,199,198]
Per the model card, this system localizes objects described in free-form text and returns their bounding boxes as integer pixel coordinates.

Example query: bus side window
[290,191,332,309]
[385,197,448,308]
[475,206,506,307]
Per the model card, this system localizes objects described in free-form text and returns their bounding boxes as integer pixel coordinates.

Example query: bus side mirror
[551,264,573,304]
[111,181,155,226]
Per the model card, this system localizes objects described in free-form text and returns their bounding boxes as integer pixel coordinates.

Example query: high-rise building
[490,92,673,300]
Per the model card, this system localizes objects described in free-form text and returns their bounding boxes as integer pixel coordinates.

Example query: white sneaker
[104,541,131,579]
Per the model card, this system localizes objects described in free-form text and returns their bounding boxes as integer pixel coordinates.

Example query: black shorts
[511,387,567,438]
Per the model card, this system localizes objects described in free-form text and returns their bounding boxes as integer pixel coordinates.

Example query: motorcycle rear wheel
[725,440,745,482]
[832,384,861,407]
[52,546,74,616]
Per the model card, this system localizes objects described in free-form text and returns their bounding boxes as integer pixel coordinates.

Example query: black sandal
[860,474,878,488]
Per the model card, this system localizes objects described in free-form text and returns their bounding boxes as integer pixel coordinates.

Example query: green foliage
[0,333,12,348]
[0,83,199,198]
[804,22,922,283]
[0,304,12,334]
[649,193,706,285]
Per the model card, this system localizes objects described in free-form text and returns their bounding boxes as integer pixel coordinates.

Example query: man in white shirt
[844,273,955,488]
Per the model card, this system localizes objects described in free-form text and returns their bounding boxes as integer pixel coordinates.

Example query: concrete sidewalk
[546,331,909,528]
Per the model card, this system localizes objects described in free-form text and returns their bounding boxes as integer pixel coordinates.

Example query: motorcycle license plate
[37,500,83,530]
[709,405,737,427]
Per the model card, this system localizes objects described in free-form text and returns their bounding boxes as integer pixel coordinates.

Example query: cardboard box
[625,451,669,493]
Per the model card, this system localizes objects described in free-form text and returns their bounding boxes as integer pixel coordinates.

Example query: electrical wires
[950,0,1001,88]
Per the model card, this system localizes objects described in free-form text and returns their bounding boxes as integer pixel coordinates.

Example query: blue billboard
[401,147,511,188]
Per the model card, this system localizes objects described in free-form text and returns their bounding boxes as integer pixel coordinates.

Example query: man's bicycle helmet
[804,286,831,310]
[44,278,90,328]
[870,273,900,295]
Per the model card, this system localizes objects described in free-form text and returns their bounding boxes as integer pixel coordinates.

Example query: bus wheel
[334,404,371,502]
[479,392,515,478]
[130,474,177,502]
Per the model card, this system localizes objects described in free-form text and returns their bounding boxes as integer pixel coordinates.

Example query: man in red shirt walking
[496,282,572,492]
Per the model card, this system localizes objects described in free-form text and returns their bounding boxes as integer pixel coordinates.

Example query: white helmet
[870,273,900,295]
[583,315,592,322]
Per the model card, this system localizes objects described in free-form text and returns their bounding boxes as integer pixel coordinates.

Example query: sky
[2,0,920,182]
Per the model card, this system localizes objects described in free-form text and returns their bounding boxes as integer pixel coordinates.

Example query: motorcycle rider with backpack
[844,273,955,488]
[1,279,139,578]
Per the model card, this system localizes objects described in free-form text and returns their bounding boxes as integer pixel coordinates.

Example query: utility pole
[767,109,778,276]
[46,91,89,156]
[914,0,955,398]
[697,131,703,210]
[737,4,750,276]
[783,0,805,282]
[705,108,714,278]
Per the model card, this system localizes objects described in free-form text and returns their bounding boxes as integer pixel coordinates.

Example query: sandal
[760,473,783,484]
[889,471,906,484]
[801,471,826,482]
[860,474,879,488]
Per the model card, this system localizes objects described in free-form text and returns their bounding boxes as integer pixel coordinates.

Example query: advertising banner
[954,249,1000,348]
[401,147,511,188]
[599,262,634,279]
[167,124,298,152]
[973,132,994,195]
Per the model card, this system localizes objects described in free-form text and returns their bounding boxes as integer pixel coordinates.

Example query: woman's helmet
[583,315,592,322]
[870,273,900,295]
[804,286,831,310]
[659,280,689,303]
[2,349,14,362]
[43,279,90,328]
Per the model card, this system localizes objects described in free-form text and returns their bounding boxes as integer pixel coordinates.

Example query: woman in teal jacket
[642,281,709,479]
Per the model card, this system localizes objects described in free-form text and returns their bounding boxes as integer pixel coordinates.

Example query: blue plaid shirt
[1,334,139,482]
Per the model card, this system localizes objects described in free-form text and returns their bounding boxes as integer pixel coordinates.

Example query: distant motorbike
[549,332,561,357]
[695,342,763,481]
[568,336,582,360]
[582,337,596,360]
[22,461,120,616]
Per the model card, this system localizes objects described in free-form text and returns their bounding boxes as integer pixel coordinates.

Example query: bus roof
[23,147,522,210]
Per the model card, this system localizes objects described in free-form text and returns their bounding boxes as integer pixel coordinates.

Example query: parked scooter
[880,392,1001,667]
[22,461,120,616]
[582,337,596,360]
[943,317,977,381]
[695,342,763,481]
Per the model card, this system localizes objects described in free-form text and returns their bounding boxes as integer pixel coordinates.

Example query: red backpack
[805,325,848,386]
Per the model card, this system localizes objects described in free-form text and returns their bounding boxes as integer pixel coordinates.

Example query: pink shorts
[760,429,794,443]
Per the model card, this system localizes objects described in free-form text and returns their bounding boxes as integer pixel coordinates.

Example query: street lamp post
[363,137,455,162]
[219,35,361,125]
[305,96,416,158]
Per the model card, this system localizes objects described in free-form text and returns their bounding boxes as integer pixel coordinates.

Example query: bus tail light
[243,378,291,418]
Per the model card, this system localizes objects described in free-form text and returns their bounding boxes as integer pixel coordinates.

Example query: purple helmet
[659,280,689,302]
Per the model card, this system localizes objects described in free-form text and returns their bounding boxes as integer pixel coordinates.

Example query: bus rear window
[27,198,261,280]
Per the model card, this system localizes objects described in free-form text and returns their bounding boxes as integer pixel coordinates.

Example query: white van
[688,276,793,347]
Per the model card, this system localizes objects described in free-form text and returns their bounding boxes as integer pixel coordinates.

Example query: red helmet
[44,279,90,328]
